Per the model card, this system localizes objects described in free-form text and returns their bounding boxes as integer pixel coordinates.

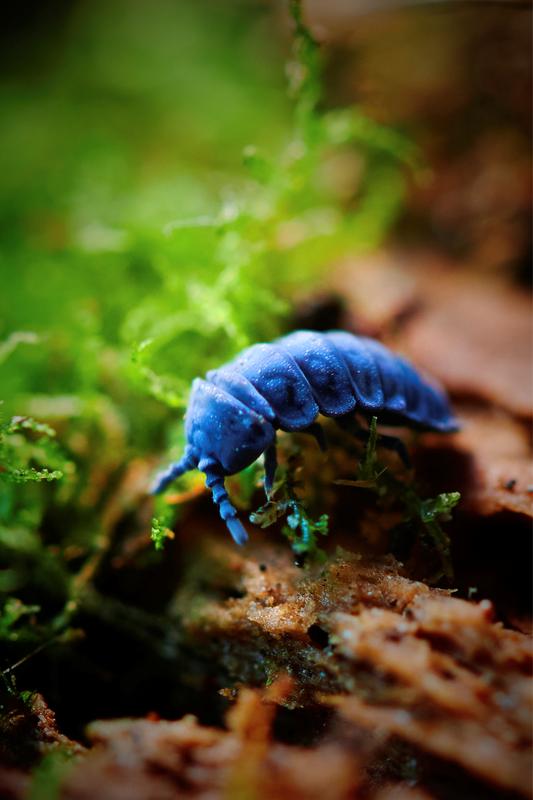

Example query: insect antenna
[151,445,198,494]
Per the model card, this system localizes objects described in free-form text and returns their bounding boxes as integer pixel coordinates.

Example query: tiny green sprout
[150,516,175,552]
[250,466,329,563]
[7,468,63,484]
[334,416,386,489]
[150,481,184,551]
[283,501,328,561]
[356,416,382,485]
[0,416,65,484]
[413,491,461,579]
[419,492,461,524]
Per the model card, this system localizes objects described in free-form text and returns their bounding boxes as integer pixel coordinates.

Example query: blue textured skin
[151,330,459,545]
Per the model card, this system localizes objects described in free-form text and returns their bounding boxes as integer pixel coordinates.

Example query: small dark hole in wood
[307,624,330,649]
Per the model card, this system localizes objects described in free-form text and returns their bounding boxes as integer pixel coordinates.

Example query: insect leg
[375,433,411,468]
[263,441,278,497]
[304,421,328,452]
[201,460,249,546]
[151,445,198,494]
[355,427,411,468]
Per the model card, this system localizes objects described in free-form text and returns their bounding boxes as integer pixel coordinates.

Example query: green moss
[0,0,419,695]
[247,416,460,577]
[250,475,329,564]
[151,511,177,552]
[350,417,460,580]
[0,417,65,485]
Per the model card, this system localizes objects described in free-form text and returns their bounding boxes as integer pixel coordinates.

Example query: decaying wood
[14,541,529,800]
[172,539,532,797]
[334,251,533,420]
[58,681,364,800]
[417,405,533,519]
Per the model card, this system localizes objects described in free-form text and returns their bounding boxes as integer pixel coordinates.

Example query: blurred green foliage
[0,0,414,667]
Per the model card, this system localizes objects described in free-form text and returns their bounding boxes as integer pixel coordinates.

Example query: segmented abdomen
[208,330,457,433]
